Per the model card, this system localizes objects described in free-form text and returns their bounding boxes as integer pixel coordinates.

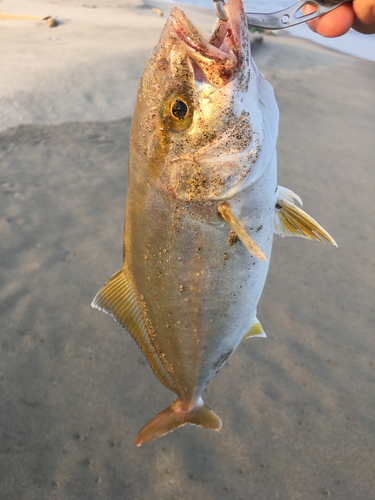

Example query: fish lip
[170,9,231,62]
[170,16,207,56]
[169,1,246,86]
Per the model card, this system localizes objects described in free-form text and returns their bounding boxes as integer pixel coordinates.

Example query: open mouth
[170,0,246,87]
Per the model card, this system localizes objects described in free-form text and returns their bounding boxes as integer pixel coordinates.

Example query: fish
[92,0,337,446]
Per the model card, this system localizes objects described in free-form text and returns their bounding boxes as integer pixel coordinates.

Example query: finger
[352,0,375,34]
[304,3,354,38]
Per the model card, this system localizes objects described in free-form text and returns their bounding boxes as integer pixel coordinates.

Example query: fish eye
[171,99,188,120]
[160,93,193,132]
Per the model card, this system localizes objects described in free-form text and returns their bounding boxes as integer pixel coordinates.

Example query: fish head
[132,0,279,201]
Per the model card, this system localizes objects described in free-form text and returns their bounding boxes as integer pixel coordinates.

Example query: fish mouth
[170,0,249,87]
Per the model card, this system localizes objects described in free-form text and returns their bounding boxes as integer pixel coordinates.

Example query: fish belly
[125,154,276,404]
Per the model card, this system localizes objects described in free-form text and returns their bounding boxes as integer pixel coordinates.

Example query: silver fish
[92,0,336,446]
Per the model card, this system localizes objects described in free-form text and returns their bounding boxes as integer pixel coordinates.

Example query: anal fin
[91,268,178,393]
[274,186,337,247]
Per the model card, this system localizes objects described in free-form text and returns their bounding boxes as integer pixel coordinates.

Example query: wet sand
[0,1,374,499]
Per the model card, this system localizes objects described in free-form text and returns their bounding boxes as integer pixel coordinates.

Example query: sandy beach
[1,1,374,499]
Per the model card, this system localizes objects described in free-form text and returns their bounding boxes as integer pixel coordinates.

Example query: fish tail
[135,397,222,446]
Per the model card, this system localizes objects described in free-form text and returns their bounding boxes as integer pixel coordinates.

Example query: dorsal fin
[91,268,178,393]
[274,186,337,247]
[242,318,266,340]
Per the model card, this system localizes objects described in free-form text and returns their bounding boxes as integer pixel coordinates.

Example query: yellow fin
[91,269,178,393]
[274,186,337,247]
[135,397,222,446]
[242,319,266,340]
[218,202,267,261]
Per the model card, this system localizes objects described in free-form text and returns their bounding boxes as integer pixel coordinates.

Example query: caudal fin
[135,398,222,446]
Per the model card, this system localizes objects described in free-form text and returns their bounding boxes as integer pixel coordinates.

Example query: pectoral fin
[218,202,267,261]
[242,318,266,340]
[91,268,178,393]
[274,186,337,247]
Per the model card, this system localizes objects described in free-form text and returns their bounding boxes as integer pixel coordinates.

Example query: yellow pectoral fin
[218,202,267,261]
[274,186,337,247]
[242,319,266,340]
[91,268,178,393]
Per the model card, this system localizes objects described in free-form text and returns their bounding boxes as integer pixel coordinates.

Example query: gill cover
[157,0,279,201]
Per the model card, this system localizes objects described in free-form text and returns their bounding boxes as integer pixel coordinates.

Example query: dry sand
[1,1,374,499]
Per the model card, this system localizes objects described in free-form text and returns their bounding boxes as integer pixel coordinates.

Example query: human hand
[304,0,375,37]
